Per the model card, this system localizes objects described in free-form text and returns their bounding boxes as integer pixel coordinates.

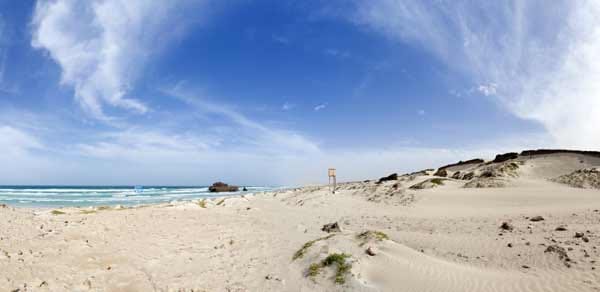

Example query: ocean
[0,185,276,208]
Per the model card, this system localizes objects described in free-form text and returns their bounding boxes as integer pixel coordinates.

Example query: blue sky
[0,1,597,185]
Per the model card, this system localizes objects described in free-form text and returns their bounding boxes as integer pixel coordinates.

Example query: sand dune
[1,151,600,291]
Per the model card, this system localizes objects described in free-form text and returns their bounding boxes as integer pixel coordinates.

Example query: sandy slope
[1,152,600,291]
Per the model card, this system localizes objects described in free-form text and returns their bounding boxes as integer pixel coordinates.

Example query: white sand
[1,152,600,291]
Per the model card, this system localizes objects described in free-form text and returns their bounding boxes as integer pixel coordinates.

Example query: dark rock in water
[433,169,448,177]
[321,222,341,233]
[493,152,519,163]
[500,222,514,231]
[242,187,248,192]
[209,182,239,192]
[530,216,545,222]
[377,173,398,184]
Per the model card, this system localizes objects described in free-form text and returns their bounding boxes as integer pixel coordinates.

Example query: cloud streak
[165,85,321,155]
[31,0,206,120]
[353,0,600,149]
[314,103,327,111]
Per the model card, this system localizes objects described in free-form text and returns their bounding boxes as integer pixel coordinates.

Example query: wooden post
[328,168,336,194]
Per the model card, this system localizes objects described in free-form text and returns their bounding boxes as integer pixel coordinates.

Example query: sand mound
[462,162,521,188]
[551,168,600,189]
[291,227,592,292]
[409,178,446,190]
[463,178,507,188]
[305,181,419,206]
[291,230,392,290]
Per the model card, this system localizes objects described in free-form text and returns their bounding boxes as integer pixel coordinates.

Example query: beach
[1,151,600,291]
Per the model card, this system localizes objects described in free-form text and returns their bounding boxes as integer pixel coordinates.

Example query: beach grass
[357,230,389,246]
[430,178,445,185]
[293,234,336,260]
[51,210,65,215]
[307,253,352,284]
[308,263,322,278]
[322,253,352,284]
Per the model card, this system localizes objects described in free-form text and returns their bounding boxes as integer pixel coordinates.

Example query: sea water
[0,186,276,208]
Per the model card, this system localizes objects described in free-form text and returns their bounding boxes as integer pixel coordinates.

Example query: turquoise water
[0,186,275,208]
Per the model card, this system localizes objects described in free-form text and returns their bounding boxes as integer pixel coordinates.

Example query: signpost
[328,168,337,194]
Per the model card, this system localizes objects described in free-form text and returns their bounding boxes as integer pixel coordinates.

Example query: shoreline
[0,185,293,210]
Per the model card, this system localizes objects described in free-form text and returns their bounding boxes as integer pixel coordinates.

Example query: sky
[0,0,597,186]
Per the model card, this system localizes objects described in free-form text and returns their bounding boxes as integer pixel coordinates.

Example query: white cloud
[353,0,600,149]
[314,103,327,111]
[417,109,425,116]
[0,126,43,154]
[31,0,206,120]
[282,102,295,111]
[477,83,497,97]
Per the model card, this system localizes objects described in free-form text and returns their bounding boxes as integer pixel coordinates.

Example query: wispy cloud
[314,103,327,111]
[282,102,295,111]
[30,0,207,120]
[272,34,290,45]
[0,126,44,154]
[324,48,350,58]
[352,0,600,149]
[165,84,321,155]
[477,83,497,97]
[1,117,549,185]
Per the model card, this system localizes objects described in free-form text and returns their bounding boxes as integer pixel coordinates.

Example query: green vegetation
[307,253,352,284]
[323,253,352,284]
[80,210,97,214]
[357,230,389,247]
[198,199,207,208]
[216,199,225,206]
[51,210,65,215]
[292,234,336,260]
[430,178,445,185]
[307,263,322,278]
